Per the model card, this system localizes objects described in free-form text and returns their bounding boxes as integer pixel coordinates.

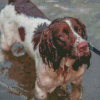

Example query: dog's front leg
[0,20,21,51]
[35,80,47,99]
[70,82,83,100]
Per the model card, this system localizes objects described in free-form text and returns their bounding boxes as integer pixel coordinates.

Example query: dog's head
[39,17,91,70]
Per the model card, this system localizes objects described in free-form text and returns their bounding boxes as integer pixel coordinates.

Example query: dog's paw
[34,81,47,100]
[34,89,47,100]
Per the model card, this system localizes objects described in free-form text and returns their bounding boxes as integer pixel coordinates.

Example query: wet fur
[0,0,91,99]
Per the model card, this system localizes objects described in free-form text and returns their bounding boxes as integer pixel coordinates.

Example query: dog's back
[0,0,50,54]
[9,0,48,18]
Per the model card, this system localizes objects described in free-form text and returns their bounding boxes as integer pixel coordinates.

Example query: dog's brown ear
[39,28,53,57]
[39,28,61,70]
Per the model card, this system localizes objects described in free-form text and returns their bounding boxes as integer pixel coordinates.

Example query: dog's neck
[45,57,75,73]
[65,58,75,68]
[59,57,75,71]
[45,57,75,80]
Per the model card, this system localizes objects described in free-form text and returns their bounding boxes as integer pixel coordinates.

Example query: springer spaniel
[0,0,91,99]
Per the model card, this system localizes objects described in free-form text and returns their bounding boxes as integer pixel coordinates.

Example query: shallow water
[0,0,100,100]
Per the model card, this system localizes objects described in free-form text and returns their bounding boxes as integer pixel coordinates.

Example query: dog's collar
[88,43,100,56]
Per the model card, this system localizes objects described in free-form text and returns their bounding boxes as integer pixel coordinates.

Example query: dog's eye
[77,27,83,36]
[59,29,68,38]
[75,27,82,33]
[61,33,65,37]
[78,27,82,33]
[61,32,66,37]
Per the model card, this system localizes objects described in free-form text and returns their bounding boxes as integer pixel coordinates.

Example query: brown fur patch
[18,27,25,41]
[32,23,48,50]
[11,0,48,19]
[32,33,41,50]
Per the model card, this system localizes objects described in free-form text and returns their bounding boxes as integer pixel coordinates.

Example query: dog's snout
[77,41,88,52]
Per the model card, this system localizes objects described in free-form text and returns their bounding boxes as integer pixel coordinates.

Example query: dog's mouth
[66,51,88,60]
[62,50,91,71]
[66,41,89,59]
[68,44,90,59]
[77,50,90,58]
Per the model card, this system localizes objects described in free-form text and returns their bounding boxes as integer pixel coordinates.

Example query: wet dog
[0,0,91,99]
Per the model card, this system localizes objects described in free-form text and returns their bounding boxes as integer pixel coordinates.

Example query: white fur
[0,4,86,99]
[0,4,51,57]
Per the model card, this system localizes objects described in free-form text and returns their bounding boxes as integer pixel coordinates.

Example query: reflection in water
[0,46,83,100]
[1,50,36,100]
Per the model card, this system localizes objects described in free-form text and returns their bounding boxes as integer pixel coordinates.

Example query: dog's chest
[46,64,85,85]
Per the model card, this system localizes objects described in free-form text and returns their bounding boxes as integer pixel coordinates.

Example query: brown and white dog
[0,0,91,99]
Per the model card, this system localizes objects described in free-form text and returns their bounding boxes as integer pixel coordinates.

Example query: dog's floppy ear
[39,28,61,70]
